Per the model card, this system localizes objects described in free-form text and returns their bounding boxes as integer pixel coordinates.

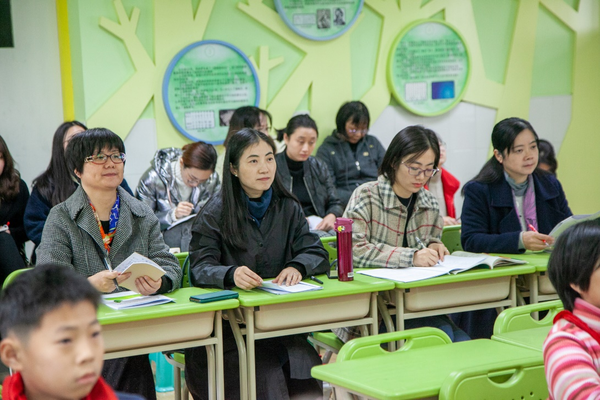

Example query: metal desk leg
[244,308,257,400]
[214,310,224,400]
[531,272,540,320]
[226,309,248,400]
[206,345,215,399]
[395,289,405,331]
[377,294,394,335]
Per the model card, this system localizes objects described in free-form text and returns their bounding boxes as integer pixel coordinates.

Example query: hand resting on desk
[234,266,263,290]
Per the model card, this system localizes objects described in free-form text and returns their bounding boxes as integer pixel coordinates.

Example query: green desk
[378,265,536,332]
[232,274,394,400]
[492,326,551,352]
[493,252,555,303]
[311,339,543,400]
[98,287,239,400]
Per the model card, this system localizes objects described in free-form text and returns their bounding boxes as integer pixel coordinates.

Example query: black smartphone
[190,290,239,303]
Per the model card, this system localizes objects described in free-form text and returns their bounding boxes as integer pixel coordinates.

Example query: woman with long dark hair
[461,117,572,254]
[0,135,29,282]
[24,121,133,249]
[186,128,329,399]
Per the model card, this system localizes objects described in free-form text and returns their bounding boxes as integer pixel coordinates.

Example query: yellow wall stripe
[56,0,75,120]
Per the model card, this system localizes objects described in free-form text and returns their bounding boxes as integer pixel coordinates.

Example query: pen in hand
[527,224,549,246]
[415,236,427,250]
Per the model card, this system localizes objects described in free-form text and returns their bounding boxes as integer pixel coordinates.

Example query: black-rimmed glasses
[84,153,126,165]
[402,162,439,178]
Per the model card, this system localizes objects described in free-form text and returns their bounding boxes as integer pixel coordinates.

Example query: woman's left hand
[273,267,302,286]
[315,214,337,231]
[135,275,162,295]
[428,242,449,262]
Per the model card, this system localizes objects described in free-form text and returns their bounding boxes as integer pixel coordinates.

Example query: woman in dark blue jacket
[461,117,572,254]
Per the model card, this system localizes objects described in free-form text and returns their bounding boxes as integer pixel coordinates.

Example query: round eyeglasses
[84,153,127,165]
[402,162,439,178]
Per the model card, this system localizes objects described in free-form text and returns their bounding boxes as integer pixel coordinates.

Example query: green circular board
[274,0,363,41]
[163,41,259,144]
[388,20,470,116]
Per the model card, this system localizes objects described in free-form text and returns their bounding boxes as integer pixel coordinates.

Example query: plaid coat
[36,186,182,293]
[344,175,444,269]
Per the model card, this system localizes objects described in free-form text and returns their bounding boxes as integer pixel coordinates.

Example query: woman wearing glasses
[461,117,572,254]
[36,128,182,400]
[316,101,386,206]
[136,142,220,250]
[336,125,468,342]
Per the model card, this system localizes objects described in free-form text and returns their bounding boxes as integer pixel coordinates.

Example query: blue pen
[415,236,427,250]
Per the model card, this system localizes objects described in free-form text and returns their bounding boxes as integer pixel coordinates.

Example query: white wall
[0,0,63,187]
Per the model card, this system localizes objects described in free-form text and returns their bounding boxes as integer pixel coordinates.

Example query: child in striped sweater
[544,220,600,400]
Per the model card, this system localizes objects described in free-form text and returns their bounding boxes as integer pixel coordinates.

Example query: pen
[310,276,324,285]
[415,236,427,250]
[101,255,120,289]
[527,224,549,246]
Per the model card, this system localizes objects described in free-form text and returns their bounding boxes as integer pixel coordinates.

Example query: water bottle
[335,218,354,281]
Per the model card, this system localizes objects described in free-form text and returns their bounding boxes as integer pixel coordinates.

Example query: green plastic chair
[439,358,548,400]
[320,236,337,264]
[441,225,462,253]
[2,268,32,289]
[337,327,452,362]
[493,299,563,335]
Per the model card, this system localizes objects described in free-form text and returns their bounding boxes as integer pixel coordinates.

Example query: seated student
[538,138,558,175]
[275,114,344,235]
[24,121,133,252]
[426,136,460,226]
[0,135,30,281]
[0,264,143,400]
[136,142,220,251]
[215,106,272,177]
[461,117,572,254]
[186,128,329,400]
[316,101,386,206]
[337,125,468,343]
[545,221,600,400]
[36,128,182,400]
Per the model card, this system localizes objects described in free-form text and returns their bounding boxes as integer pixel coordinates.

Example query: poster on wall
[387,20,470,117]
[274,0,363,41]
[163,40,259,144]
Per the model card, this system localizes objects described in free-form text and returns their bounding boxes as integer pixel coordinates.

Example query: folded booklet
[549,211,600,241]
[102,291,174,310]
[357,252,527,283]
[114,252,166,293]
[258,280,322,295]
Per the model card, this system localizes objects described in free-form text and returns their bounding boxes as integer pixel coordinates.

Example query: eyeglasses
[402,162,439,178]
[347,129,368,136]
[84,153,126,165]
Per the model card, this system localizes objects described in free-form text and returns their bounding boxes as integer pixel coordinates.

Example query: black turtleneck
[285,151,317,216]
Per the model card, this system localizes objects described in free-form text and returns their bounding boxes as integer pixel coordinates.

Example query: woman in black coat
[186,128,329,400]
[0,135,29,283]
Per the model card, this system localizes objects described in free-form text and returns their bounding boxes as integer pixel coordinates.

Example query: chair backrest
[180,255,191,288]
[320,236,337,264]
[2,268,32,290]
[336,327,451,362]
[439,358,548,400]
[493,300,563,335]
[174,252,188,268]
[441,225,462,253]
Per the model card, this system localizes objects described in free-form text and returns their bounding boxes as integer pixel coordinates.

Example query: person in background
[316,101,386,206]
[0,135,29,282]
[36,128,182,400]
[136,141,220,251]
[275,114,343,235]
[215,105,272,177]
[545,221,600,400]
[337,125,468,343]
[426,136,460,226]
[0,264,144,400]
[538,139,558,175]
[24,121,133,253]
[186,128,329,400]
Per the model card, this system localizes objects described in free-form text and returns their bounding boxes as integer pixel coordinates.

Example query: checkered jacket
[344,175,443,269]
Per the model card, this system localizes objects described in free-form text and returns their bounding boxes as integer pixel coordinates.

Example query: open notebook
[258,280,322,295]
[102,291,174,310]
[357,252,526,283]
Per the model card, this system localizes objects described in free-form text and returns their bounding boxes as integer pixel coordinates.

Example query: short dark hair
[538,139,558,175]
[223,106,272,147]
[335,101,370,138]
[0,264,101,340]
[65,128,125,181]
[181,141,217,171]
[276,114,319,141]
[379,125,440,186]
[548,220,600,311]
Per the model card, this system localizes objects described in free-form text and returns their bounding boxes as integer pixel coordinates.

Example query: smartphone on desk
[190,290,239,304]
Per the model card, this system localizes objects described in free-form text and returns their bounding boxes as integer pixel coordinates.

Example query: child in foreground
[545,220,600,399]
[0,264,144,400]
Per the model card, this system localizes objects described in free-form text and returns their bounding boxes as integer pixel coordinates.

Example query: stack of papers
[258,280,322,295]
[102,291,175,310]
[114,252,166,293]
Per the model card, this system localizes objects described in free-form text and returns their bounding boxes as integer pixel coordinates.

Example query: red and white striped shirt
[544,298,600,399]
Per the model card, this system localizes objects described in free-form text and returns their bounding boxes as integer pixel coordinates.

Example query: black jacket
[189,192,330,289]
[316,131,386,206]
[275,152,344,218]
[0,179,29,249]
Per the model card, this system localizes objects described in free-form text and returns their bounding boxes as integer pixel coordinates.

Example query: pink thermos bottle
[335,218,354,281]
